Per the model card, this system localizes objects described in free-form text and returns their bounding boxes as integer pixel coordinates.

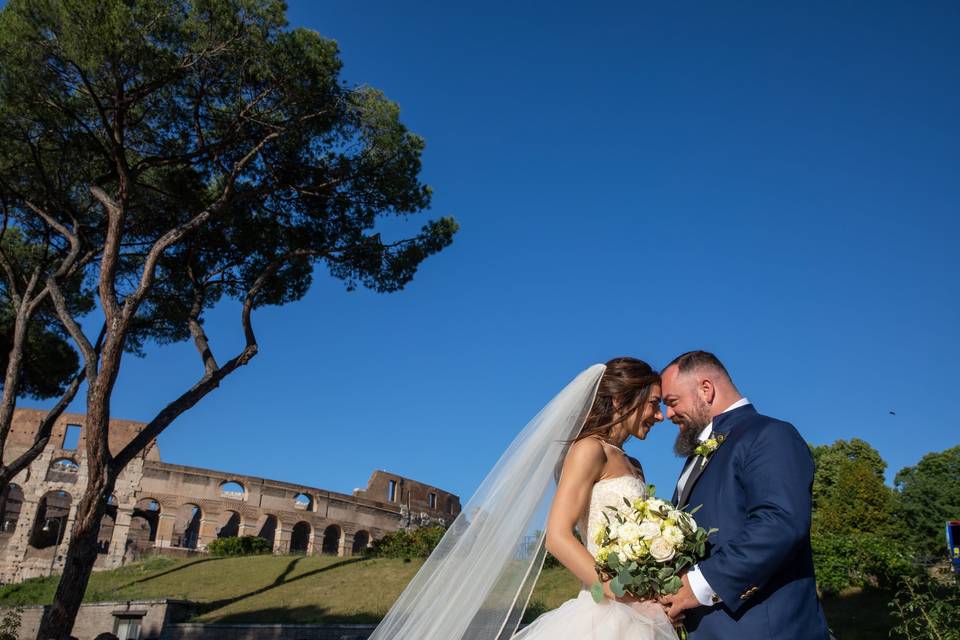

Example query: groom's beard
[673,399,712,457]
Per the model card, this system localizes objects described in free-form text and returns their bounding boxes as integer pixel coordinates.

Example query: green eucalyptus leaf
[591,581,605,603]
[664,575,683,594]
[611,576,626,597]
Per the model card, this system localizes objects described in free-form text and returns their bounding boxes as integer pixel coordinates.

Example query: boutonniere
[694,433,726,460]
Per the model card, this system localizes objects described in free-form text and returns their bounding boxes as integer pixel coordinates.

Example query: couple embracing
[370,351,831,640]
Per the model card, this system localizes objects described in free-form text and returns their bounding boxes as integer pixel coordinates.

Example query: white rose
[638,520,661,540]
[617,522,642,543]
[668,510,685,524]
[648,536,676,562]
[663,525,684,546]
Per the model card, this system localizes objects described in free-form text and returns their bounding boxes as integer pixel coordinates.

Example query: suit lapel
[672,456,695,505]
[676,404,758,508]
[677,455,707,508]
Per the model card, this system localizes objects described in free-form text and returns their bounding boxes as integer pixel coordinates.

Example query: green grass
[0,554,897,636]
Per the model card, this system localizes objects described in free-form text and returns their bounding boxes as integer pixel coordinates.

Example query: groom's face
[662,365,712,455]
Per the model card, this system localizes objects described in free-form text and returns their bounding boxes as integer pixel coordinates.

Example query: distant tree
[0,1,457,637]
[811,438,887,508]
[813,459,898,537]
[895,445,960,559]
[810,440,910,593]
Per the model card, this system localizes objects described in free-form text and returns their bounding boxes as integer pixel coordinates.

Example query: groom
[659,351,830,639]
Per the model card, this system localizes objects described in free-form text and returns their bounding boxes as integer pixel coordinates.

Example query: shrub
[0,606,21,640]
[812,531,916,594]
[369,526,446,558]
[889,570,960,640]
[207,536,272,557]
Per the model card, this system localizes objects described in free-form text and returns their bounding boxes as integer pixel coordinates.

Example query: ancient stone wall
[353,470,461,528]
[0,409,460,583]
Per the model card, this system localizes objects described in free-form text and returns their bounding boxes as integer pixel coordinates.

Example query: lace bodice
[579,474,648,556]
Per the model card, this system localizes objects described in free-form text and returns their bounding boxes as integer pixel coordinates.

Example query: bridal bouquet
[590,487,716,603]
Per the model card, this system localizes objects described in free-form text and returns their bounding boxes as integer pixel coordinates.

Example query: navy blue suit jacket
[678,404,830,640]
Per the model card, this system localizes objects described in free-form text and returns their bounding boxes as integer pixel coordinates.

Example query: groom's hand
[660,573,700,624]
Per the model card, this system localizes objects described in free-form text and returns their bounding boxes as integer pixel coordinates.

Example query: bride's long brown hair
[573,357,660,443]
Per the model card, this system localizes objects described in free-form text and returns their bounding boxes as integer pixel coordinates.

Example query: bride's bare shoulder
[562,437,607,475]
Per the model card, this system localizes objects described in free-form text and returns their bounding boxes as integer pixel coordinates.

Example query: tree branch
[0,324,104,483]
[186,267,218,375]
[46,276,96,373]
[118,123,292,327]
[88,186,122,321]
[109,249,323,472]
[22,200,78,250]
[0,244,22,308]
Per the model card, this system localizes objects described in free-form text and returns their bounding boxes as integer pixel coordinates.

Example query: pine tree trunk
[35,395,115,640]
[35,475,112,639]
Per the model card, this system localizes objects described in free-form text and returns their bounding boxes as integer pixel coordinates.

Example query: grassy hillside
[0,554,895,637]
[0,555,580,624]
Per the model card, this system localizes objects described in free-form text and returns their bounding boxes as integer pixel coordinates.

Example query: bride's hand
[624,597,678,622]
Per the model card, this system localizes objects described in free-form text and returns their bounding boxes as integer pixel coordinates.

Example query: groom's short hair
[667,350,732,382]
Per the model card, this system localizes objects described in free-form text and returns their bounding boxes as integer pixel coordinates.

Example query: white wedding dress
[514,474,678,640]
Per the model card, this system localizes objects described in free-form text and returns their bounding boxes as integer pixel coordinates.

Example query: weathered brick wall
[352,471,461,527]
[9,600,195,640]
[162,623,376,640]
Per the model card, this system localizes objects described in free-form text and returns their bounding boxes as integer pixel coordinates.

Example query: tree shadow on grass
[195,556,371,618]
[108,556,226,591]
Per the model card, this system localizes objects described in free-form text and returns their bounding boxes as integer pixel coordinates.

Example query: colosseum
[0,408,461,583]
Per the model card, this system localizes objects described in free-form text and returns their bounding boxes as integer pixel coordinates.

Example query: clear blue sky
[40,2,960,500]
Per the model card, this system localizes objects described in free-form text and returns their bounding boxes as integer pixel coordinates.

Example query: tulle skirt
[514,590,678,640]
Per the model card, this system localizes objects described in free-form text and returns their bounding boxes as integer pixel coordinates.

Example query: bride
[369,358,678,640]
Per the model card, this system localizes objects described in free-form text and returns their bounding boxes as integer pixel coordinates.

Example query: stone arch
[217,510,241,539]
[220,481,245,500]
[0,483,24,534]
[293,493,312,511]
[97,494,119,554]
[173,503,202,549]
[255,514,278,547]
[46,457,80,483]
[352,530,370,554]
[126,498,160,558]
[29,490,71,548]
[290,521,311,554]
[322,524,341,555]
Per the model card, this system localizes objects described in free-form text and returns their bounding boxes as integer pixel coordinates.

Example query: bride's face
[626,383,663,441]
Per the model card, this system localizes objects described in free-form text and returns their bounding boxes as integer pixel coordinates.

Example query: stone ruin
[0,408,461,583]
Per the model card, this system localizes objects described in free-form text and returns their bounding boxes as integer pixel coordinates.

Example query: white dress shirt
[685,397,751,607]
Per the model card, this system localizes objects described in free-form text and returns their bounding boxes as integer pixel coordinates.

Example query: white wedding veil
[368,364,607,640]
